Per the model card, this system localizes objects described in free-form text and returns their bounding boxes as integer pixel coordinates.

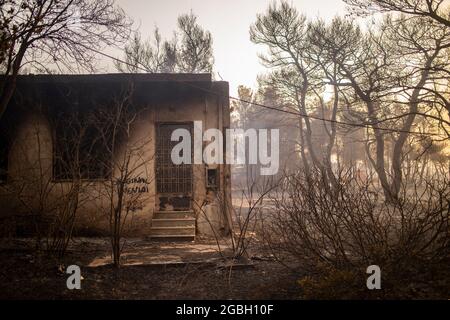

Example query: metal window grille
[156,123,193,194]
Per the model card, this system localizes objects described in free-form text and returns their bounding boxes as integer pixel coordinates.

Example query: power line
[228,97,441,136]
[84,44,446,138]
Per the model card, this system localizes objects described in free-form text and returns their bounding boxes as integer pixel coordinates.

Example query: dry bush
[263,168,450,298]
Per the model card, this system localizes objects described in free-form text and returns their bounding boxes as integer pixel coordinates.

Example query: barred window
[156,123,193,194]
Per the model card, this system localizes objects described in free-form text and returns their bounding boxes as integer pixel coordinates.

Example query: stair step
[151,218,195,228]
[148,234,195,241]
[151,211,196,241]
[154,211,195,219]
[155,210,194,213]
[150,226,196,236]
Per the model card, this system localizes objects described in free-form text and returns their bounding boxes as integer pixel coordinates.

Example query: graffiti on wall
[124,177,150,194]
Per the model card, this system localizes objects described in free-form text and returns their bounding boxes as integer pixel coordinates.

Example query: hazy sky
[107,0,348,95]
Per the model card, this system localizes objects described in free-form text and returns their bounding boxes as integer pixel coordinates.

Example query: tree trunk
[390,55,434,198]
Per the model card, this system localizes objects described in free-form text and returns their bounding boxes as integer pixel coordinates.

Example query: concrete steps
[149,210,196,241]
[151,218,196,228]
[153,210,195,219]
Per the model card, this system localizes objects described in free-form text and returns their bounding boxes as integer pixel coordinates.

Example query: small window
[206,168,218,189]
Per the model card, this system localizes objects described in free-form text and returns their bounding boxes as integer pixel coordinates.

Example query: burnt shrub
[262,169,450,299]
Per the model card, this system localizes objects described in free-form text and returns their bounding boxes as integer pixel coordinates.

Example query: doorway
[155,122,193,210]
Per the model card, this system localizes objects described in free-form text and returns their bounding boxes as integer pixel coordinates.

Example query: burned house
[0,73,232,239]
